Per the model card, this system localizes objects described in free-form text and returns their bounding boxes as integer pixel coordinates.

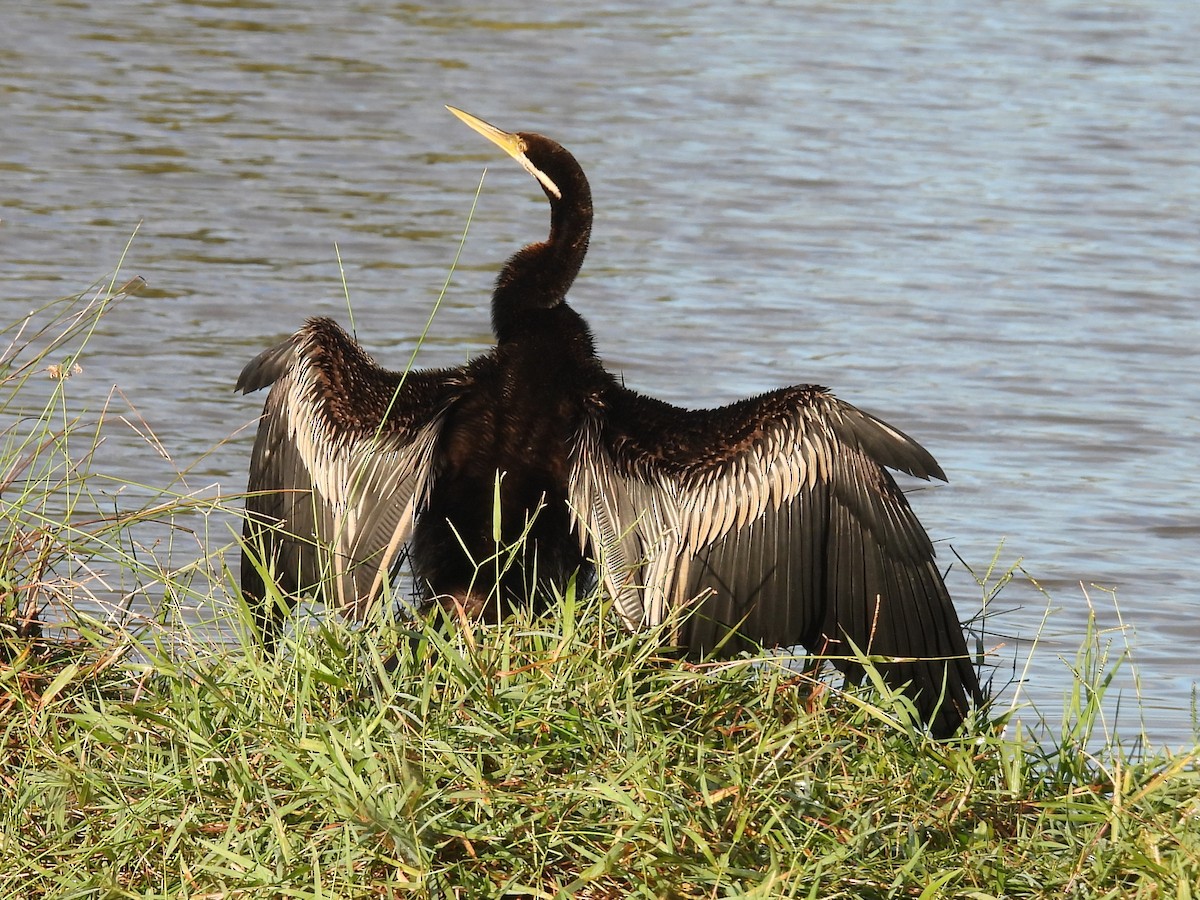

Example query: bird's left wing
[239,317,462,625]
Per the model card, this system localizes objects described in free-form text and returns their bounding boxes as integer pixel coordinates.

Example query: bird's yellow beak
[447,105,562,199]
[447,106,526,160]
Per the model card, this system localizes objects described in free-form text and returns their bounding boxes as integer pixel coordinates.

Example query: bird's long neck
[491,179,592,343]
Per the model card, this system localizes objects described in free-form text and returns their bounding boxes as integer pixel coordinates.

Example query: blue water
[2,0,1197,745]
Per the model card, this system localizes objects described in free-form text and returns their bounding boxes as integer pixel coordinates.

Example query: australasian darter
[239,107,981,736]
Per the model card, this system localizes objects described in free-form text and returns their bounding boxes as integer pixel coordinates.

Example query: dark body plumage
[239,108,980,736]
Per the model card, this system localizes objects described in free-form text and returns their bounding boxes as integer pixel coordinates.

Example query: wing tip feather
[237,332,303,394]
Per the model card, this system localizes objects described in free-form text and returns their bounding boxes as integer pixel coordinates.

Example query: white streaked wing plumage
[243,326,450,618]
[565,386,944,635]
[567,424,681,628]
[567,395,825,635]
[565,383,976,734]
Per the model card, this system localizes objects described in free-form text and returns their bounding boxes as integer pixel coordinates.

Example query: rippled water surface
[4,0,1198,745]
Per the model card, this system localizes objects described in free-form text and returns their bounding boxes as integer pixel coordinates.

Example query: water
[3,0,1197,746]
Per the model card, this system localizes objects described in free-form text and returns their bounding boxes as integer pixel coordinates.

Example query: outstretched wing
[567,383,978,735]
[238,317,463,632]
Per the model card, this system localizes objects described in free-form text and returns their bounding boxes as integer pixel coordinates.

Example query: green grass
[2,279,1198,899]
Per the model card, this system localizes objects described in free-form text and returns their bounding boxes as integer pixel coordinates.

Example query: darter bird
[238,107,980,735]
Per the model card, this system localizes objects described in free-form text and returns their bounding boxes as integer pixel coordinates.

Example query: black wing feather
[568,382,978,736]
[238,317,462,646]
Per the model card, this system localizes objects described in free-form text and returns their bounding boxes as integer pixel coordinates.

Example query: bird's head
[447,106,589,211]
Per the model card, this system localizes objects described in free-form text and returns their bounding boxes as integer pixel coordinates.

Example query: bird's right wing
[239,317,462,620]
[567,382,978,735]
